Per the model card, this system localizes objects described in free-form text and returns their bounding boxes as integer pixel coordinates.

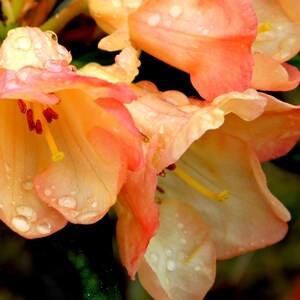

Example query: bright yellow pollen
[258,22,271,33]
[172,167,229,202]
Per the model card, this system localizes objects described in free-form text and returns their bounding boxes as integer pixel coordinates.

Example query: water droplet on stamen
[12,216,31,232]
[58,195,77,209]
[194,266,201,272]
[165,248,173,257]
[12,36,32,51]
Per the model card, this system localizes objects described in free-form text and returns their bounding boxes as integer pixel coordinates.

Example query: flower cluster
[0,0,299,299]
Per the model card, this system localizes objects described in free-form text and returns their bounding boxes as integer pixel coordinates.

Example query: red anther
[35,119,43,134]
[26,109,35,131]
[43,107,59,123]
[17,100,27,113]
[166,163,176,171]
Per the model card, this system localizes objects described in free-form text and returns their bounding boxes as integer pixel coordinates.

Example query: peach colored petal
[88,0,143,34]
[34,92,142,224]
[0,101,67,238]
[158,130,290,259]
[253,0,300,62]
[128,0,257,100]
[78,46,141,84]
[138,199,216,300]
[127,82,224,172]
[116,143,159,279]
[220,92,300,162]
[212,89,267,121]
[0,61,137,105]
[251,52,300,91]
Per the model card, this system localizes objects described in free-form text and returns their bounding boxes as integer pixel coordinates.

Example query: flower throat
[17,99,65,162]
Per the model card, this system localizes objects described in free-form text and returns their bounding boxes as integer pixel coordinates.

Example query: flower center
[169,165,229,202]
[17,99,65,162]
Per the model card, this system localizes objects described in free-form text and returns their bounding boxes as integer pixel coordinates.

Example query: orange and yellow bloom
[0,27,144,238]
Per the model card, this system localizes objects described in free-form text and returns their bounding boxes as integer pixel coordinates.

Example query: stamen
[18,99,27,113]
[172,167,229,202]
[258,22,271,33]
[26,109,35,131]
[35,119,43,134]
[43,107,59,123]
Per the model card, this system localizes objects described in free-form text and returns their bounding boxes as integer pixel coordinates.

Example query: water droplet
[44,188,52,196]
[177,222,184,229]
[16,205,37,222]
[166,259,176,271]
[158,125,164,134]
[0,203,3,209]
[91,201,98,208]
[33,42,42,49]
[149,252,159,265]
[148,13,161,26]
[76,211,99,222]
[169,5,182,18]
[36,221,51,234]
[58,195,77,209]
[22,181,33,191]
[202,28,210,35]
[194,266,201,272]
[165,248,173,257]
[12,216,30,232]
[12,36,32,51]
[180,238,187,245]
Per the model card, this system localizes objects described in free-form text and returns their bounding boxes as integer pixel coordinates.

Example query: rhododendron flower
[89,0,258,101]
[251,0,300,91]
[0,27,144,238]
[122,83,300,299]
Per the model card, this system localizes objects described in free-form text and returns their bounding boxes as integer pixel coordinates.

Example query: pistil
[172,167,229,202]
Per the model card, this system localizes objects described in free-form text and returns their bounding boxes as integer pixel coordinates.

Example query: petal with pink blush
[138,199,216,300]
[158,130,290,259]
[116,147,159,279]
[220,93,300,162]
[127,82,224,172]
[33,94,140,224]
[0,101,67,238]
[129,0,257,100]
[251,52,300,91]
[0,61,137,105]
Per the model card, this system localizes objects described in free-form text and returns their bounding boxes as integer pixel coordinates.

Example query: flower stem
[40,0,88,33]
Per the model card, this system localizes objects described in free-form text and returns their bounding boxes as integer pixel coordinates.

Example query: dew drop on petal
[12,216,31,232]
[149,252,159,265]
[58,195,77,209]
[166,259,176,271]
[169,5,183,18]
[194,266,201,272]
[12,36,32,51]
[165,248,173,257]
[44,188,52,196]
[36,221,52,234]
[147,13,161,26]
[22,181,34,191]
[76,211,99,222]
[16,205,37,222]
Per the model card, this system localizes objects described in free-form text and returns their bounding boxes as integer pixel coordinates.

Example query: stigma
[17,99,65,162]
[258,22,271,33]
[170,165,229,202]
